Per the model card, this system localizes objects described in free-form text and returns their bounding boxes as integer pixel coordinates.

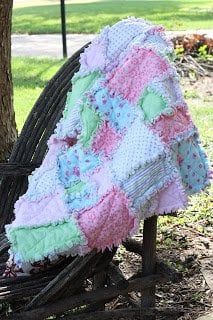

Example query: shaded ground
[116,209,213,319]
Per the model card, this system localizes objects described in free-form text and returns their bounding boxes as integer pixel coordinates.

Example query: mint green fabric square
[64,71,100,118]
[139,88,167,121]
[7,217,84,263]
[66,181,86,195]
[80,104,100,147]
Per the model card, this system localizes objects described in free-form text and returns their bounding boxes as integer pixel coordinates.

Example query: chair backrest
[0,45,87,231]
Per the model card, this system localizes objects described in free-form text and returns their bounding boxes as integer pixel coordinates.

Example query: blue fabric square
[58,145,101,188]
[173,136,209,195]
[89,86,136,132]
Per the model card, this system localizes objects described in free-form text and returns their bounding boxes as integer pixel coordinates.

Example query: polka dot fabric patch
[58,146,101,187]
[88,86,136,133]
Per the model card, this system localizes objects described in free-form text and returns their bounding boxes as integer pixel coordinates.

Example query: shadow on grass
[12,58,64,89]
[12,1,213,34]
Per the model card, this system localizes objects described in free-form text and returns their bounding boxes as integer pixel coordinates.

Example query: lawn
[13,57,64,130]
[13,0,213,34]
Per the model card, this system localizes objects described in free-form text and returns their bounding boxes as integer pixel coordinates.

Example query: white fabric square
[110,117,165,182]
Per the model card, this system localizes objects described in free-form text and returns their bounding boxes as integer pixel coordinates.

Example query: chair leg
[92,270,107,311]
[141,215,158,319]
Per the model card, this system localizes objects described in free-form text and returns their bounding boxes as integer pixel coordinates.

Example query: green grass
[13,0,213,34]
[13,57,64,130]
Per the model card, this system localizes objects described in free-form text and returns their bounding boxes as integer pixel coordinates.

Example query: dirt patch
[112,221,213,319]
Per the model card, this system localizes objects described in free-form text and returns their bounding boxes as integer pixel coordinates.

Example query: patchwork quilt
[4,18,210,277]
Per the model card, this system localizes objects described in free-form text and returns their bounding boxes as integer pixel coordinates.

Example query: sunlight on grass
[14,0,103,9]
[13,0,213,34]
[12,57,64,130]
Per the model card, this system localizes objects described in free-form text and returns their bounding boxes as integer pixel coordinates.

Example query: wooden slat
[107,262,129,290]
[0,45,87,229]
[60,308,141,320]
[60,307,184,320]
[25,248,117,310]
[6,275,166,320]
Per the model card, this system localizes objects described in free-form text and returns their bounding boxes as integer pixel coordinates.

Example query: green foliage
[184,90,199,99]
[174,46,184,57]
[198,45,213,60]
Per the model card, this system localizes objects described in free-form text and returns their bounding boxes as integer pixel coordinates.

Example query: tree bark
[0,0,17,162]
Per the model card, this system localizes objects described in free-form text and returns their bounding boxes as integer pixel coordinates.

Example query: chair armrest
[0,163,39,176]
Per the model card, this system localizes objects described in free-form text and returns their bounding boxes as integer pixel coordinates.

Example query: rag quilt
[3,18,211,277]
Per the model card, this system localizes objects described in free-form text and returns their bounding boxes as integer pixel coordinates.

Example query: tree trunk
[0,0,17,162]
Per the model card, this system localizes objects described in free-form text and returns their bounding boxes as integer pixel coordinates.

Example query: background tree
[0,0,17,162]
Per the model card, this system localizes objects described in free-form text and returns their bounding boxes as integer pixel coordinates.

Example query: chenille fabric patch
[139,88,168,122]
[149,105,194,145]
[106,46,169,104]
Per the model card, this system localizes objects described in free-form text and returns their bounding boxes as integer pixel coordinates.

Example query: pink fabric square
[150,106,194,144]
[77,187,135,251]
[13,187,69,228]
[43,135,66,167]
[92,121,121,157]
[106,47,169,103]
[89,166,113,196]
[153,180,187,214]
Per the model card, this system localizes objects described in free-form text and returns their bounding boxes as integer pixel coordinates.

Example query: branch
[25,248,117,310]
[6,275,166,320]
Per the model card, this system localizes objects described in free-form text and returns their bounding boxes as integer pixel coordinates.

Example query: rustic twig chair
[0,45,183,320]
